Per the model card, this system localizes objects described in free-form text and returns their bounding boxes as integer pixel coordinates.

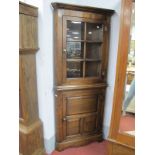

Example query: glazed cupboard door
[62,16,107,84]
[61,89,104,140]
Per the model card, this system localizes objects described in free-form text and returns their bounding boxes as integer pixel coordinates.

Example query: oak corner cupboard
[51,2,114,151]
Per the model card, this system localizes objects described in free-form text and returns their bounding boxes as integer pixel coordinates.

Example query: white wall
[22,0,121,153]
[103,1,121,138]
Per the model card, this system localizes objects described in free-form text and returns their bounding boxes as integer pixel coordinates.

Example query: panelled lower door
[62,89,104,140]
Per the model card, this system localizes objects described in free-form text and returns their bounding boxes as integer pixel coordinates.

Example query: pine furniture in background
[19,2,44,155]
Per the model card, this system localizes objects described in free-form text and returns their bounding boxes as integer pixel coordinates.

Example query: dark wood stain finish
[19,2,44,155]
[52,2,114,151]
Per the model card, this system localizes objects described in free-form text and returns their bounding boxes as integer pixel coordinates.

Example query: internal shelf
[86,41,103,43]
[67,59,84,62]
[67,40,85,42]
[67,40,103,43]
[85,59,102,62]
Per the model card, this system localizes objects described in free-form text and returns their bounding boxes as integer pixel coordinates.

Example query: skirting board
[103,125,110,139]
[44,136,56,154]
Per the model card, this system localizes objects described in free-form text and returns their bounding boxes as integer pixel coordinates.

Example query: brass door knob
[63,49,67,54]
[63,117,67,121]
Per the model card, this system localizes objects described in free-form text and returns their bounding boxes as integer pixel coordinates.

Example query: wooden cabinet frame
[108,0,135,154]
[52,3,114,86]
[52,3,114,151]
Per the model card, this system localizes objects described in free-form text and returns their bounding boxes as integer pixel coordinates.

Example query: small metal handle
[63,49,67,53]
[102,71,105,76]
[104,26,108,31]
[63,117,67,121]
[55,94,58,97]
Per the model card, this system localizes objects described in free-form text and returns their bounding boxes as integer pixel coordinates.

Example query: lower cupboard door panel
[83,115,97,134]
[64,114,98,139]
[66,118,81,137]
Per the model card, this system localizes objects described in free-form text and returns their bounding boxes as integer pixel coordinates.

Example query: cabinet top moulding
[51,2,115,15]
[19,1,38,17]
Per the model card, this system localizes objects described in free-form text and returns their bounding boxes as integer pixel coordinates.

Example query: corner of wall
[44,135,56,154]
[103,0,121,139]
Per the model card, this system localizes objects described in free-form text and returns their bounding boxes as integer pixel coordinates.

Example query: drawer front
[62,89,105,140]
[66,95,98,115]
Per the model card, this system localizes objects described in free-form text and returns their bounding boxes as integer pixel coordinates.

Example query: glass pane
[119,2,135,136]
[85,62,101,77]
[67,42,84,59]
[86,43,102,59]
[67,20,84,41]
[67,61,83,78]
[86,23,103,41]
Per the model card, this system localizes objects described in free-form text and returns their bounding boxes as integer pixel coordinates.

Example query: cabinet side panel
[20,54,39,125]
[55,91,64,142]
[53,10,63,85]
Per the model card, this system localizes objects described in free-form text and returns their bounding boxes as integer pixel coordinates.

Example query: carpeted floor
[50,141,108,155]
